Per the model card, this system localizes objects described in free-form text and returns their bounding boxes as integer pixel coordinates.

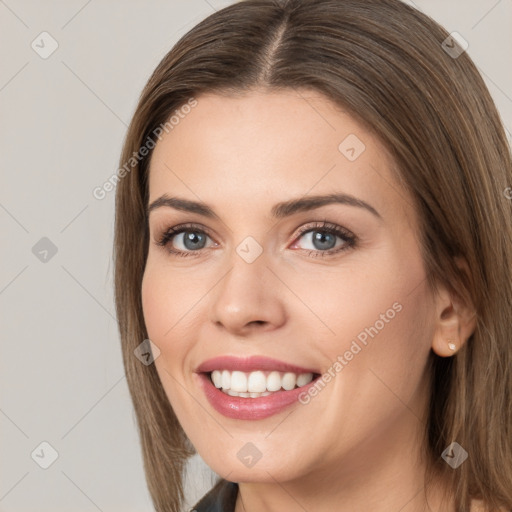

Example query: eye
[290,221,356,257]
[155,223,216,258]
[155,221,357,258]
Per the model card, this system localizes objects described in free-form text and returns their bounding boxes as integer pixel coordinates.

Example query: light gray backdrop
[1,1,511,511]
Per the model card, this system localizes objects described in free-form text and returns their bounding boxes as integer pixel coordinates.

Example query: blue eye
[172,231,208,251]
[155,221,356,258]
[156,223,216,257]
[292,223,356,255]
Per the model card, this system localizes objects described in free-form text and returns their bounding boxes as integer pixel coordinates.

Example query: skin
[141,89,476,512]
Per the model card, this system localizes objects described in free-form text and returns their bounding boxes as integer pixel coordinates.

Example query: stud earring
[447,340,457,351]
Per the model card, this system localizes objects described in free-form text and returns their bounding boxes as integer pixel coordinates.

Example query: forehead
[147,89,409,224]
[151,89,373,167]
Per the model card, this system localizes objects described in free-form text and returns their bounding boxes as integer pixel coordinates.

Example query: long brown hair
[113,1,512,510]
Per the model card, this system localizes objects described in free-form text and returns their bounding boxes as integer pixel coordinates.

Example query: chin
[192,439,313,483]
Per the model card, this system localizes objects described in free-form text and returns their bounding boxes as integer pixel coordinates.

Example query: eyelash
[155,221,357,259]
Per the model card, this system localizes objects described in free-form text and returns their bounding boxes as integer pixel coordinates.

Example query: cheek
[331,272,435,418]
[288,255,418,346]
[141,257,205,343]
[141,261,201,413]
[299,249,434,385]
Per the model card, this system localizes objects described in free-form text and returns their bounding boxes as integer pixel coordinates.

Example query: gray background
[1,1,510,511]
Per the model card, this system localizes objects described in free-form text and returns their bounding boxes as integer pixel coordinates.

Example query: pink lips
[196,355,318,375]
[195,355,320,420]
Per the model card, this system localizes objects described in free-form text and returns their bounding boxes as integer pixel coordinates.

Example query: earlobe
[431,288,477,358]
[432,335,462,357]
[431,308,461,357]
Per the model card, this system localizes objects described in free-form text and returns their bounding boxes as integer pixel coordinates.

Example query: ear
[431,260,477,357]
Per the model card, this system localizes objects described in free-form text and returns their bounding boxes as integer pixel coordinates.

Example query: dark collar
[192,479,239,512]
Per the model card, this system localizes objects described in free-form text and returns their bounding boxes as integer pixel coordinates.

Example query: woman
[113,0,512,510]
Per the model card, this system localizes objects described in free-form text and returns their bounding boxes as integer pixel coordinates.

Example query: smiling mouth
[207,369,320,398]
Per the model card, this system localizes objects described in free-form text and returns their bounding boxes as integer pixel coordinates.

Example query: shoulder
[191,479,238,512]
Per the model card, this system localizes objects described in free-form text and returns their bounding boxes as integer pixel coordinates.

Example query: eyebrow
[147,193,381,220]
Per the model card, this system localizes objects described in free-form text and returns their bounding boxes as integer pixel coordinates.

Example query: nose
[209,250,287,337]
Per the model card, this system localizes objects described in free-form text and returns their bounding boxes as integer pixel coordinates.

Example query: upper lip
[196,355,319,375]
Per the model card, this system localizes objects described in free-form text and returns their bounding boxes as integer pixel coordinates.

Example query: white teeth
[267,371,282,392]
[297,373,313,387]
[221,370,231,390]
[211,370,222,388]
[231,371,247,392]
[247,371,267,392]
[250,391,270,398]
[282,372,296,390]
[209,369,315,396]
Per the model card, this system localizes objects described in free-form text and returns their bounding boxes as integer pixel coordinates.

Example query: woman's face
[142,89,438,485]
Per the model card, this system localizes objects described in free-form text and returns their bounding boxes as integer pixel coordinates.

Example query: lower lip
[197,372,319,420]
